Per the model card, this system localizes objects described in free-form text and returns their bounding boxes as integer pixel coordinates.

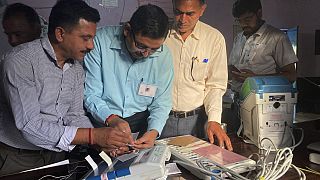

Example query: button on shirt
[164,21,228,123]
[84,26,173,134]
[229,23,298,92]
[1,37,93,151]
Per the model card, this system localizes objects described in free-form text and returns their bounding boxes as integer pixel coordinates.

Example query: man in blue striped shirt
[0,0,131,175]
[84,4,174,152]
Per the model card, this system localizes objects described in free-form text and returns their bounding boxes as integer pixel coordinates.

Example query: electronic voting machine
[239,76,297,149]
[82,145,171,180]
[157,135,256,180]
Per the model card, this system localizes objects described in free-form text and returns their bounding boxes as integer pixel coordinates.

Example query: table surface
[1,120,320,180]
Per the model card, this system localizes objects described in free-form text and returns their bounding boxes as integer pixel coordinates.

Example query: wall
[0,0,140,55]
[1,0,319,77]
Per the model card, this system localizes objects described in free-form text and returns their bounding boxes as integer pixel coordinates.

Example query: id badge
[138,83,157,97]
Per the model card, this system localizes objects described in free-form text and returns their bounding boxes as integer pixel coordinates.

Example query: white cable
[173,160,223,179]
[291,164,306,180]
[301,77,320,88]
[259,126,304,152]
[174,159,250,180]
[196,159,250,180]
[289,127,304,150]
[255,137,306,180]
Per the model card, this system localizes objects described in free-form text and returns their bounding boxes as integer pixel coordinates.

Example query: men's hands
[101,146,129,157]
[231,69,255,82]
[108,116,134,143]
[207,121,233,151]
[92,127,132,152]
[134,130,158,149]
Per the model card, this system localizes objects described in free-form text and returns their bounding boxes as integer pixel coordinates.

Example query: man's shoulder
[198,21,223,34]
[96,25,122,37]
[197,21,225,40]
[263,24,286,37]
[4,39,42,64]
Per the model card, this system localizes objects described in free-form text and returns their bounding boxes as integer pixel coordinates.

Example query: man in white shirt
[161,0,232,151]
[228,0,298,132]
[229,0,298,92]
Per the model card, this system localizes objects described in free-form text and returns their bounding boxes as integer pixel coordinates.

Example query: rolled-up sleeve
[3,54,90,151]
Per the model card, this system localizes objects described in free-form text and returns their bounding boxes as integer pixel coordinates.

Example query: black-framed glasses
[130,29,163,53]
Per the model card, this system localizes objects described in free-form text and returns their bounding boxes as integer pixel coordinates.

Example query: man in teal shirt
[84,4,173,152]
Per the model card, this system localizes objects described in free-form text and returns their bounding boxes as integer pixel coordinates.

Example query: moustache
[81,49,91,54]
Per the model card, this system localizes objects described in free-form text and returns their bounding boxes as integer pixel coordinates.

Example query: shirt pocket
[190,58,208,82]
[134,79,154,106]
[255,43,267,56]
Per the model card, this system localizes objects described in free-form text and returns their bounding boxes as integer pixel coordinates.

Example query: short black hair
[129,4,169,39]
[2,3,40,27]
[232,0,262,18]
[48,0,100,35]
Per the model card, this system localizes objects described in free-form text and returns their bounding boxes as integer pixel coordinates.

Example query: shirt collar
[255,22,267,36]
[40,35,74,69]
[41,36,56,60]
[169,21,201,40]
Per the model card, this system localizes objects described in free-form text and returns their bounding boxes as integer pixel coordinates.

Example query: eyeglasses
[131,30,162,53]
[235,13,256,24]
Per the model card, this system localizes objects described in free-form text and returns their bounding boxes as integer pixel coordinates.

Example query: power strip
[157,135,256,180]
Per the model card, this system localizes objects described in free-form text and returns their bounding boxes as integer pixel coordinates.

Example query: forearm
[71,128,90,145]
[205,88,225,123]
[147,106,171,135]
[147,81,173,135]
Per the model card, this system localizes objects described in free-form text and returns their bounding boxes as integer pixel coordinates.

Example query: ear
[55,27,65,42]
[123,23,131,37]
[199,4,207,17]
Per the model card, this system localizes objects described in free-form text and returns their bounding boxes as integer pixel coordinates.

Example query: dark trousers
[0,142,66,176]
[88,110,150,137]
[221,92,241,133]
[124,110,150,137]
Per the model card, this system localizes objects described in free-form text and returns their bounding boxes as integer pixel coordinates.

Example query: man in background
[161,0,232,151]
[84,4,173,150]
[2,3,41,47]
[1,3,43,140]
[227,0,298,132]
[0,0,131,175]
[229,0,297,92]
